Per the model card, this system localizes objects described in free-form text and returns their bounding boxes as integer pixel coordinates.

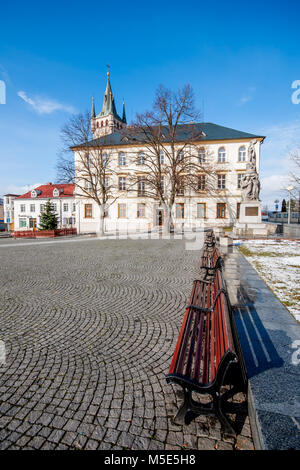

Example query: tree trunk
[162,202,174,234]
[97,209,105,237]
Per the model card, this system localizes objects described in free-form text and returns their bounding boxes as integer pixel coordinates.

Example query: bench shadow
[233,282,284,379]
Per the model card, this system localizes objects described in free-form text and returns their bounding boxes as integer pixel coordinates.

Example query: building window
[218,147,226,162]
[197,175,206,191]
[72,203,76,212]
[52,203,57,212]
[160,151,165,165]
[63,203,68,212]
[119,152,126,166]
[118,203,126,218]
[102,153,109,167]
[177,150,184,162]
[160,175,165,195]
[137,176,145,196]
[40,204,45,212]
[30,204,35,212]
[19,218,26,228]
[217,203,226,219]
[237,173,244,189]
[104,177,109,189]
[176,178,185,196]
[238,146,246,162]
[84,204,93,218]
[217,174,226,190]
[119,177,126,191]
[197,203,206,218]
[237,202,241,219]
[198,148,206,163]
[85,180,92,191]
[176,203,184,219]
[20,204,26,213]
[137,203,146,218]
[137,152,145,165]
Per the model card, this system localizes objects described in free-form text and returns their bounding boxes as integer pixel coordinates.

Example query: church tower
[91,69,127,139]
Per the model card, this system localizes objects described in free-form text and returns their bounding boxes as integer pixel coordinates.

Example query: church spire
[122,99,127,124]
[91,68,127,139]
[91,96,96,118]
[99,67,120,120]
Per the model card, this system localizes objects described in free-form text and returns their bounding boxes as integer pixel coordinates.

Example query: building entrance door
[30,218,37,230]
[156,209,164,227]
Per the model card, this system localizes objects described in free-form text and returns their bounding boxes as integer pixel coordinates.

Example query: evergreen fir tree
[39,200,58,230]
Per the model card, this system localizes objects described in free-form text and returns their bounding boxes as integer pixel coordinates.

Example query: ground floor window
[19,218,26,228]
[84,204,93,218]
[176,203,184,219]
[197,203,206,218]
[118,203,126,218]
[217,203,226,219]
[137,203,146,218]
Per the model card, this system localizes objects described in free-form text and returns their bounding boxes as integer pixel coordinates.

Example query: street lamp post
[286,185,295,225]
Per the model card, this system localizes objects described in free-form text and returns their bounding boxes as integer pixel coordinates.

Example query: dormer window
[31,190,37,198]
[53,188,60,197]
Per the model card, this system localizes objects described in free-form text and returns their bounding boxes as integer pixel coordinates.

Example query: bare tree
[289,148,300,189]
[56,111,120,235]
[123,84,217,232]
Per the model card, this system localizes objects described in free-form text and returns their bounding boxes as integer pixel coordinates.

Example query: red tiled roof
[17,184,75,199]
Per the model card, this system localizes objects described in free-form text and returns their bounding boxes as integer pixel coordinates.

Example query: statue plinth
[234,201,276,236]
[239,201,262,224]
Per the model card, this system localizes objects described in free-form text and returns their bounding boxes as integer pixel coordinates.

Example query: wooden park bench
[166,258,246,435]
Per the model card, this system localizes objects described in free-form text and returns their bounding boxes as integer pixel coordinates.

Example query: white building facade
[73,75,265,234]
[3,194,20,230]
[14,183,76,231]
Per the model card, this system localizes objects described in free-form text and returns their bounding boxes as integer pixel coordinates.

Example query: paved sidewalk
[0,238,253,450]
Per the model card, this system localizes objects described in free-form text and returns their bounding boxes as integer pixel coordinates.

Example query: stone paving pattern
[0,238,253,450]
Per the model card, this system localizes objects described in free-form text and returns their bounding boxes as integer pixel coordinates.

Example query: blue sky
[1,0,300,207]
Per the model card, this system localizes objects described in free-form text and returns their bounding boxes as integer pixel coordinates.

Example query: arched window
[160,151,164,165]
[97,122,99,128]
[137,152,145,165]
[105,120,108,126]
[218,147,226,162]
[238,146,246,162]
[198,148,206,163]
[101,121,103,127]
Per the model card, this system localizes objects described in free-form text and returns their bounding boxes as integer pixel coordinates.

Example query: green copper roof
[96,73,123,121]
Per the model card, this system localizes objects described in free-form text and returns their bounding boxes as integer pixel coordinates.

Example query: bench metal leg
[172,385,236,435]
[214,393,236,436]
[173,388,191,425]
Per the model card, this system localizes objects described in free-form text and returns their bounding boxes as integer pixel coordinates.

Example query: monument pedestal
[234,201,275,236]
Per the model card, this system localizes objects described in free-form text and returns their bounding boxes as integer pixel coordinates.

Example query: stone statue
[241,140,261,201]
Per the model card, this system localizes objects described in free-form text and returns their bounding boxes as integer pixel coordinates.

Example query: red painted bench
[166,236,246,435]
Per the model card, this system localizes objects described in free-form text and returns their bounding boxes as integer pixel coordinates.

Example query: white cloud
[1,182,42,197]
[17,90,75,115]
[237,86,256,107]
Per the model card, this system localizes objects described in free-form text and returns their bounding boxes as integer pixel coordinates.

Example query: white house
[3,194,20,231]
[72,73,265,234]
[14,183,75,231]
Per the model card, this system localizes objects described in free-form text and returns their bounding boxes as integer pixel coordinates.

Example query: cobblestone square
[0,237,253,450]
